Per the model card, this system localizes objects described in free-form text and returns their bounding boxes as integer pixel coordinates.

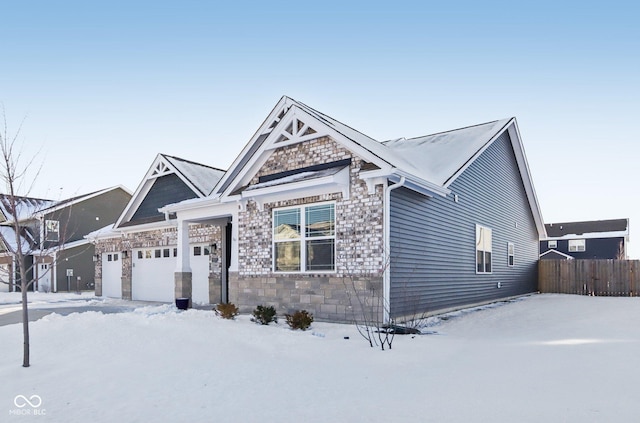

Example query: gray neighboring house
[0,186,132,292]
[159,96,546,322]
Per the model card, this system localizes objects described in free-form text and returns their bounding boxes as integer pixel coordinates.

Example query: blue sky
[1,1,638,256]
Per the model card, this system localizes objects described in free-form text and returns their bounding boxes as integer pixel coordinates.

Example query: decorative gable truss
[217,100,402,211]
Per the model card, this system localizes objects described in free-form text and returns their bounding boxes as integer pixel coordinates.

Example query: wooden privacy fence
[539,260,640,296]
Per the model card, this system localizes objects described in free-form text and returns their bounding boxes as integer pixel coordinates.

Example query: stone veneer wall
[94,223,222,302]
[233,136,386,322]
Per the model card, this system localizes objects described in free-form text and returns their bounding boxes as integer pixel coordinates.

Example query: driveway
[0,297,162,327]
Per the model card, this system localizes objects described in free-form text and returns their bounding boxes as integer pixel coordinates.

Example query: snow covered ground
[2,293,639,422]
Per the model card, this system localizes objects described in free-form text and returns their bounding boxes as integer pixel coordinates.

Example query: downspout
[383,176,405,323]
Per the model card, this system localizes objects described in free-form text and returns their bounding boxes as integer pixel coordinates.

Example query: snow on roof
[382,119,512,186]
[84,223,119,241]
[0,195,56,222]
[0,226,30,252]
[163,155,225,197]
[292,98,512,188]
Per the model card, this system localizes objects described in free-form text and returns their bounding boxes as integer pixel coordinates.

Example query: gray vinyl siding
[131,174,196,222]
[389,131,539,317]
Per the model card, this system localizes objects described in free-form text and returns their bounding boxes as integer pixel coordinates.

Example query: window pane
[477,251,484,273]
[155,249,161,258]
[509,256,514,266]
[274,209,300,240]
[306,239,335,271]
[138,251,143,259]
[306,204,335,237]
[194,246,202,256]
[163,249,170,258]
[275,241,300,271]
[114,253,119,261]
[485,252,492,273]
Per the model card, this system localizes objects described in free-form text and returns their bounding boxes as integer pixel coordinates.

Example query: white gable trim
[442,119,546,238]
[114,154,205,228]
[540,249,575,260]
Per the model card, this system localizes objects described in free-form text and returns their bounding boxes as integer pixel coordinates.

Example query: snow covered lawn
[2,294,639,422]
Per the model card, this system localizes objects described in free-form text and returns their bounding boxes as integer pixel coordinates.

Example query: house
[0,186,131,292]
[157,96,546,322]
[540,218,629,260]
[87,154,226,304]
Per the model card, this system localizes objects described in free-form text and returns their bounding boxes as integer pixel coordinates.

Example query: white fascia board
[159,194,222,214]
[171,201,236,223]
[213,96,294,197]
[117,220,177,235]
[507,122,547,239]
[540,249,574,259]
[542,231,629,241]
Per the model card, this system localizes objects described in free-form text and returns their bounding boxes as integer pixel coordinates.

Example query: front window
[476,225,492,273]
[274,203,335,272]
[568,239,586,252]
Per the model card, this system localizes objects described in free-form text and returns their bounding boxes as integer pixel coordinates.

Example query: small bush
[285,310,314,330]
[251,305,277,325]
[215,303,239,320]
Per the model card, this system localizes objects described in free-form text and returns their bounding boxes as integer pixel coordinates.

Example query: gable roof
[115,153,225,229]
[544,218,629,240]
[209,96,545,237]
[540,249,575,260]
[0,194,56,223]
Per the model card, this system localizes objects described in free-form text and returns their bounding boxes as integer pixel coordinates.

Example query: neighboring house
[540,218,629,260]
[0,195,55,292]
[157,96,546,322]
[87,154,226,304]
[0,186,132,292]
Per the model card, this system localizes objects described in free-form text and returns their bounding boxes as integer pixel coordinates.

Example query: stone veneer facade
[94,224,223,303]
[230,136,386,322]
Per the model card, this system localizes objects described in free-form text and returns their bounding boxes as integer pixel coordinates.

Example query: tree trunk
[21,287,30,367]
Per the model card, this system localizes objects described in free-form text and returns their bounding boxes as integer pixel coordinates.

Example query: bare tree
[0,107,45,367]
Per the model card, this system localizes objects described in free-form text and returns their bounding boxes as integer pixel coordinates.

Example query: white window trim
[507,242,515,267]
[272,201,336,273]
[568,239,586,252]
[476,224,493,274]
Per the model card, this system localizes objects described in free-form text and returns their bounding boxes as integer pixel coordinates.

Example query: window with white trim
[568,239,586,252]
[548,240,557,249]
[507,242,515,267]
[273,203,335,272]
[476,225,492,273]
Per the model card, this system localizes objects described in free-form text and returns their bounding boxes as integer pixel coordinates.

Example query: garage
[101,252,122,298]
[132,247,176,302]
[131,245,211,304]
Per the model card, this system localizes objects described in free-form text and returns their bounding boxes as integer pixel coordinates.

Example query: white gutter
[383,176,405,323]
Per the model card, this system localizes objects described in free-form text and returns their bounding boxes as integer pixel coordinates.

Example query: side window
[476,225,492,273]
[507,243,515,267]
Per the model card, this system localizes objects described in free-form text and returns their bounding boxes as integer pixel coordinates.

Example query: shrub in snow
[251,305,277,325]
[215,303,239,320]
[285,310,314,330]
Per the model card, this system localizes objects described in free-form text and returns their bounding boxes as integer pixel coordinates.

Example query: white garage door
[102,253,122,298]
[0,264,9,292]
[191,244,212,305]
[132,247,176,302]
